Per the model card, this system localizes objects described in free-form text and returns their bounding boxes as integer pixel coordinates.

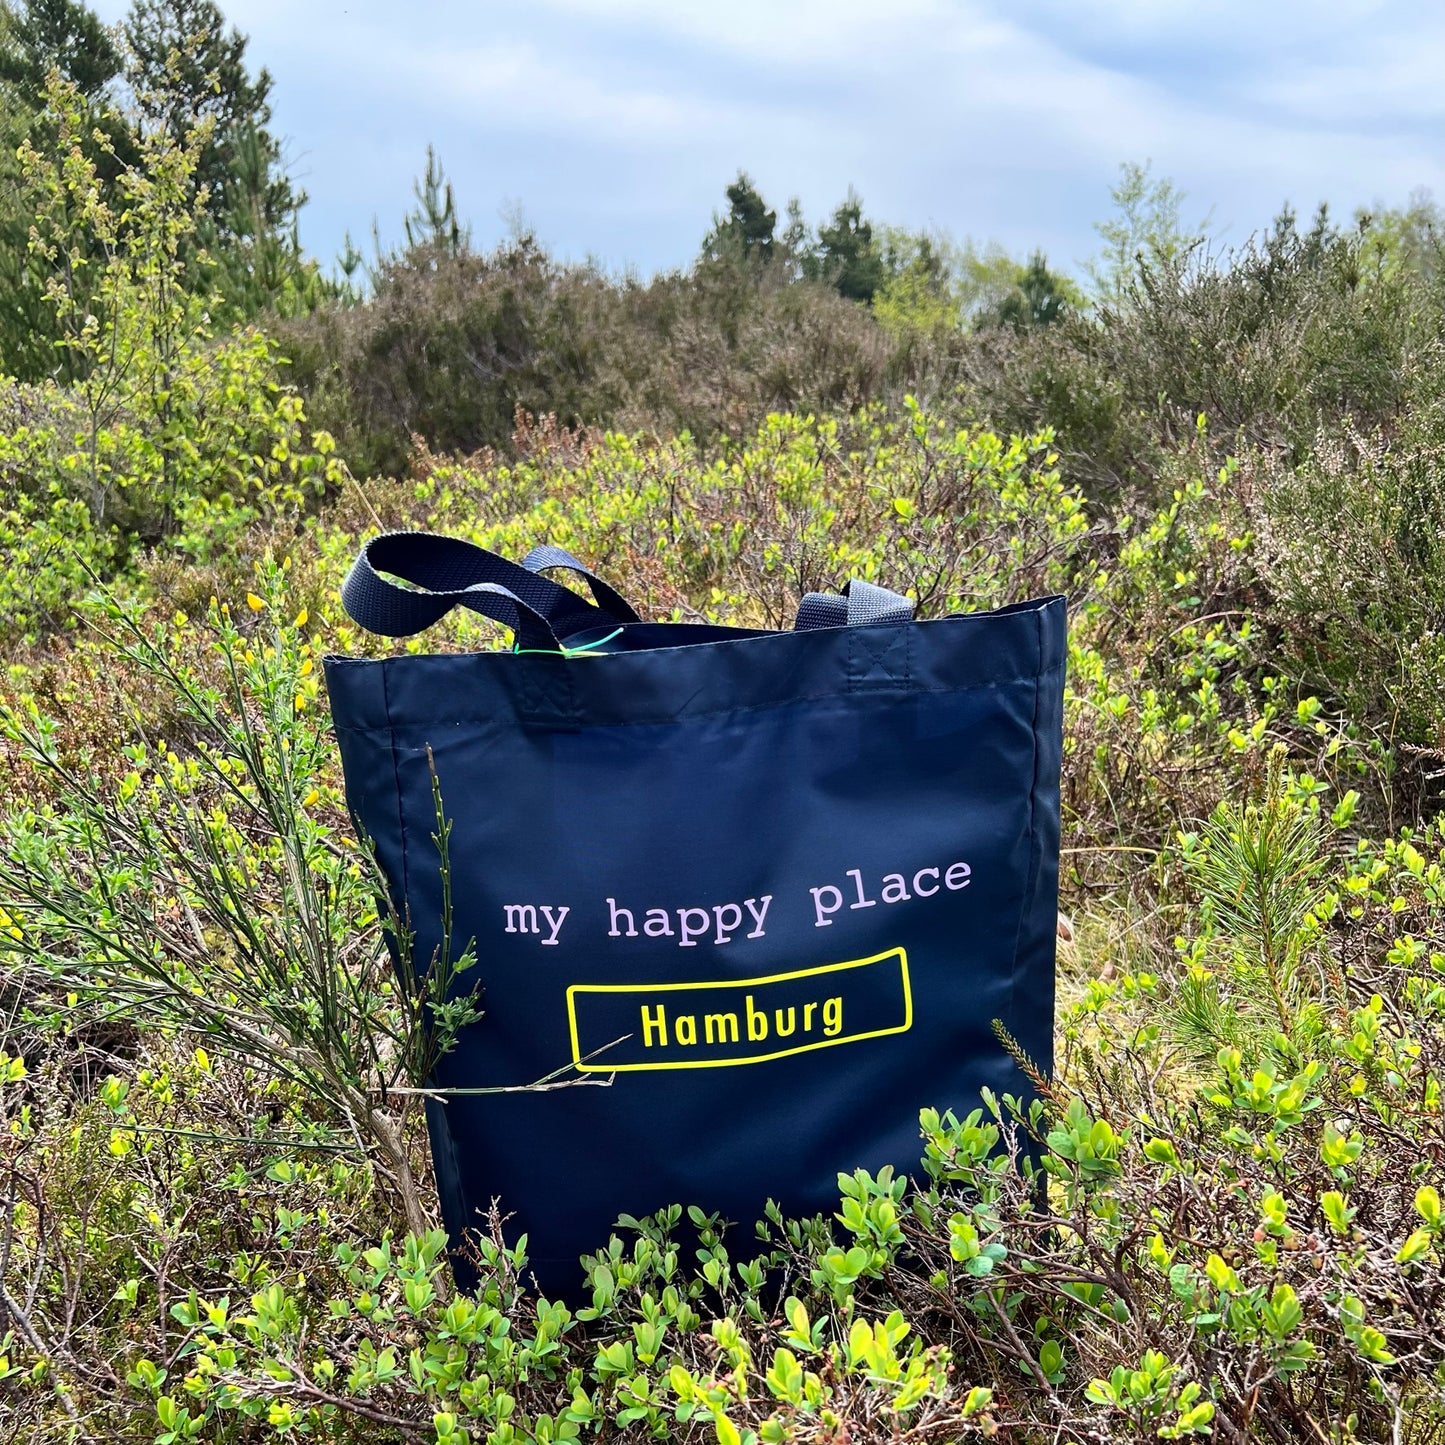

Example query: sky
[89,0,1445,281]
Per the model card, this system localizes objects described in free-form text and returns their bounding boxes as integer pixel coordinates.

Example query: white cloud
[83,0,1443,274]
[523,0,954,68]
[380,40,755,147]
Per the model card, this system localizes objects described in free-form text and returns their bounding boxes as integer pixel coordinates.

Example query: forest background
[0,1,1444,1441]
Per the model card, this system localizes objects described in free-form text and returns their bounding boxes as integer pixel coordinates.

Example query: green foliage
[0,0,323,377]
[402,143,468,258]
[988,249,1073,331]
[342,404,1080,640]
[1086,158,1209,309]
[1354,190,1443,288]
[0,383,1442,1438]
[703,170,777,265]
[122,0,328,322]
[961,199,1443,503]
[0,63,338,643]
[1176,751,1332,1056]
[124,0,292,241]
[871,227,960,344]
[0,0,137,381]
[0,0,121,98]
[875,238,1086,341]
[6,852,1442,1440]
[807,187,886,303]
[17,61,214,525]
[280,147,1439,520]
[0,569,487,1234]
[1250,413,1445,750]
[0,481,116,635]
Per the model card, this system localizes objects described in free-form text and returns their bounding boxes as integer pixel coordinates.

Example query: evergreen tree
[700,171,778,267]
[0,0,121,98]
[778,196,811,279]
[334,227,366,299]
[403,145,467,256]
[725,172,775,260]
[993,250,1071,330]
[723,171,777,259]
[810,188,885,303]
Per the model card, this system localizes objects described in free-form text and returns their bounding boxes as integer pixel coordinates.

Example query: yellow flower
[294,608,308,627]
[302,789,320,808]
[246,593,265,612]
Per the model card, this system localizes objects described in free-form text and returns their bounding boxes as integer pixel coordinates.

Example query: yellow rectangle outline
[565,946,912,1072]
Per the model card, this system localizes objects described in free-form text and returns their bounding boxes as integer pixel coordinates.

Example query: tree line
[1,0,1440,490]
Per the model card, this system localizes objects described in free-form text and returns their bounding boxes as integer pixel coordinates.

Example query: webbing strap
[795,578,915,630]
[340,532,915,647]
[521,544,641,625]
[341,532,602,651]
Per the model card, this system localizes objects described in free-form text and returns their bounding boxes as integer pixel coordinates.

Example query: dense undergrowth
[2,51,1444,1445]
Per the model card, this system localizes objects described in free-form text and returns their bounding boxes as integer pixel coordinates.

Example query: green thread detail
[512,627,624,658]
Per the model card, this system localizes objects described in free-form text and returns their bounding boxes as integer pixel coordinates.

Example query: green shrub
[0,572,481,1241]
[0,71,344,646]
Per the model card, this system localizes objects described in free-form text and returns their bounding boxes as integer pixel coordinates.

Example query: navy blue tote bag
[325,532,1065,1300]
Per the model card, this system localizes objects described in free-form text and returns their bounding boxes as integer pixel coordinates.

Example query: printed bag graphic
[325,532,1065,1300]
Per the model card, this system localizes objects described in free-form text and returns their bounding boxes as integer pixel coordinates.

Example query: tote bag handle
[519,544,641,626]
[794,578,915,630]
[342,530,914,646]
[341,531,626,651]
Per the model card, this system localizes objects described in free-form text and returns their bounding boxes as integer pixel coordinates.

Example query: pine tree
[0,0,122,98]
[810,188,885,304]
[699,171,778,267]
[403,145,467,256]
[993,250,1070,330]
[778,196,811,279]
[124,0,296,243]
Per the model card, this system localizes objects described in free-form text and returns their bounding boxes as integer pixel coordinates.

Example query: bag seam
[1005,608,1046,1077]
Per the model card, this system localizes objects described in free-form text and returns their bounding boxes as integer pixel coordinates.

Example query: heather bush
[1250,408,1445,754]
[958,204,1445,505]
[277,193,1445,524]
[280,239,937,478]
